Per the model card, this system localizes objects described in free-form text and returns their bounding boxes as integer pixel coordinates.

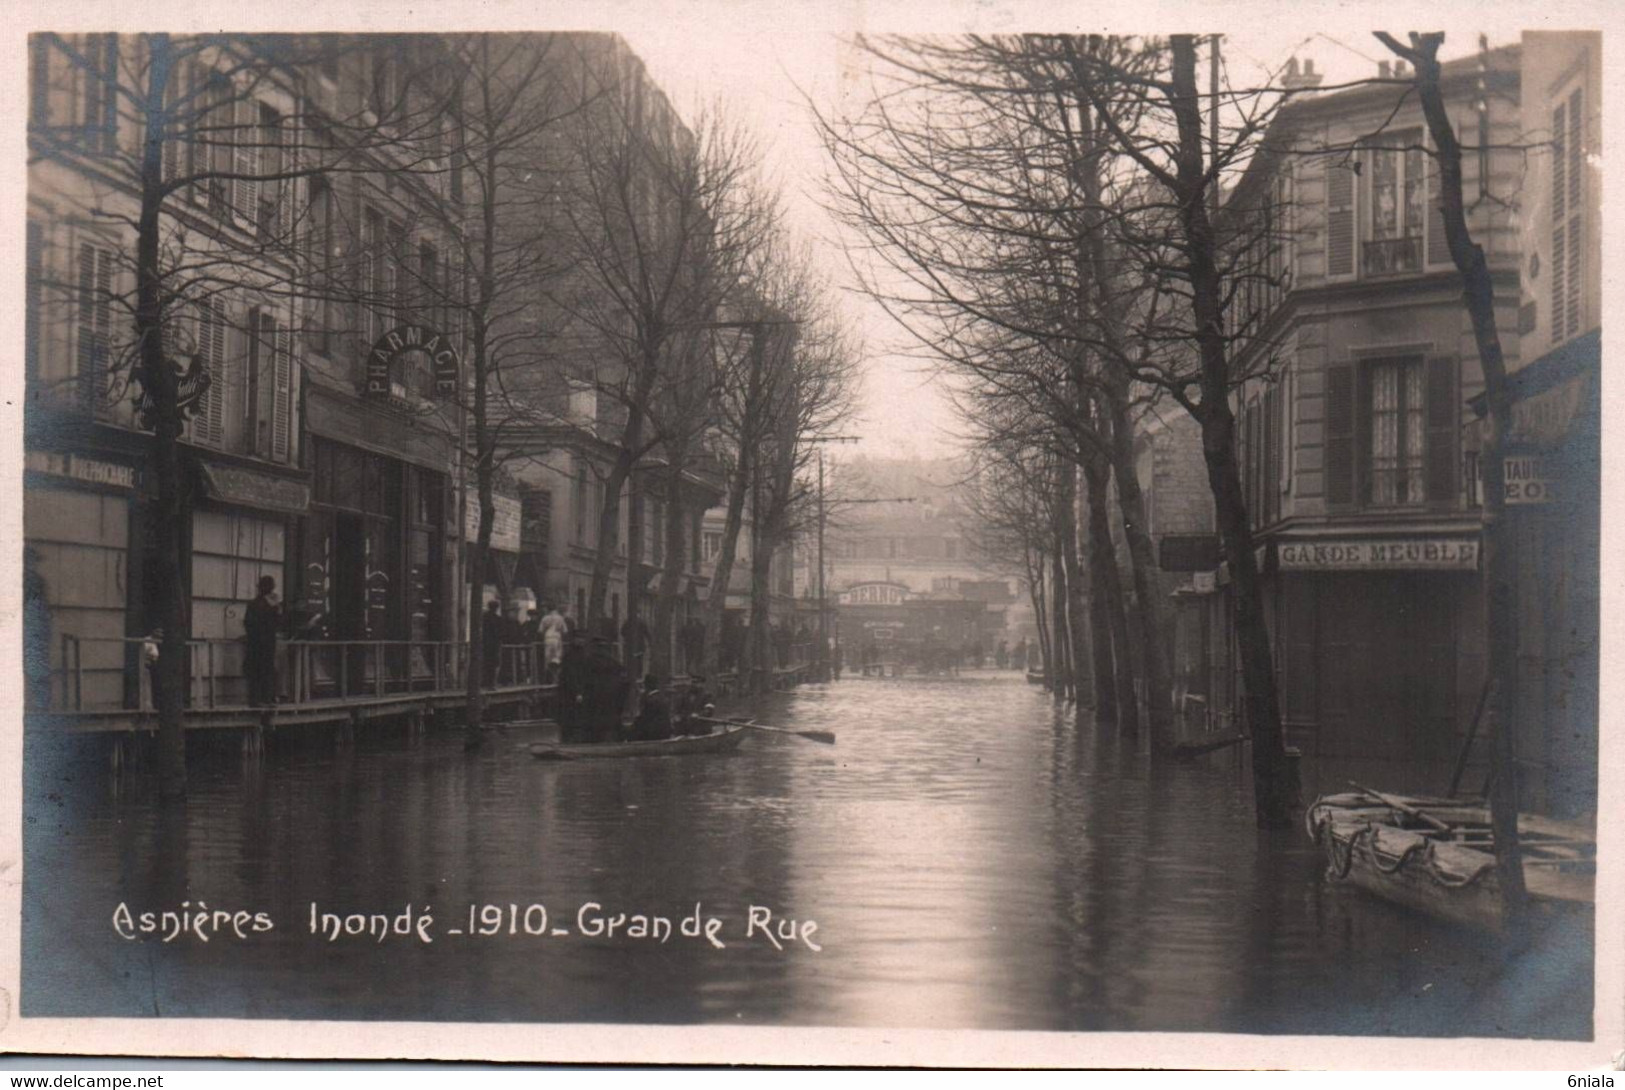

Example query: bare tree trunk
[651,459,689,680]
[587,447,633,636]
[1378,29,1525,925]
[138,35,188,800]
[625,474,646,682]
[1072,63,1176,752]
[747,524,775,695]
[701,446,751,678]
[1103,382,1174,752]
[463,338,494,747]
[1085,451,1137,734]
[1058,464,1089,706]
[1030,551,1051,676]
[1084,452,1139,733]
[1169,34,1295,826]
[1049,517,1072,698]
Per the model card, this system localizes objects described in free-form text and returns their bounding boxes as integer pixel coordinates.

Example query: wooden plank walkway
[32,682,557,735]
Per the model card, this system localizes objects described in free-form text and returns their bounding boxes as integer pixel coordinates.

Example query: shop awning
[198,462,311,515]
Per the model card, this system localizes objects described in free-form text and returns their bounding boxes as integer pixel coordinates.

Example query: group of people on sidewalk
[480,600,572,688]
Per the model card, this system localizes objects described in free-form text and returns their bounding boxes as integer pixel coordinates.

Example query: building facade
[1216,48,1525,790]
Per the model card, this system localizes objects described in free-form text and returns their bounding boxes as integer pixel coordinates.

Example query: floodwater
[23,671,1592,1035]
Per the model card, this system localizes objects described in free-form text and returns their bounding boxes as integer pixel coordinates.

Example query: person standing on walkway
[481,599,503,689]
[244,575,282,707]
[539,603,568,684]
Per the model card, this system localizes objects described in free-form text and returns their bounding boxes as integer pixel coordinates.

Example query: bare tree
[1374,29,1526,926]
[549,67,776,644]
[27,33,456,797]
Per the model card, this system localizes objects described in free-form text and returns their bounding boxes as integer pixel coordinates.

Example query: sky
[610,1,1564,462]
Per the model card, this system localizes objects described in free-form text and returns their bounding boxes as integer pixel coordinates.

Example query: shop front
[296,435,454,697]
[1267,531,1485,788]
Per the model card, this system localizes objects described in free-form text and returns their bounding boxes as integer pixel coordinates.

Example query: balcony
[1363,235,1422,277]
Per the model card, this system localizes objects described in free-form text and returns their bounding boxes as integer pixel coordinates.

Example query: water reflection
[22,674,1591,1035]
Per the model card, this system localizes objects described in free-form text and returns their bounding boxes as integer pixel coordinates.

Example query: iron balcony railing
[1362,235,1423,277]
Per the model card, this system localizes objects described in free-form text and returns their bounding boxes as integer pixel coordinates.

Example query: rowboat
[1025,671,1047,685]
[529,721,751,760]
[1306,787,1595,935]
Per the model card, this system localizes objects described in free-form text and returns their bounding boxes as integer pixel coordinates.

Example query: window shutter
[1324,362,1355,506]
[100,35,119,154]
[272,319,292,462]
[1325,158,1356,279]
[233,97,258,225]
[1565,87,1583,340]
[1425,140,1450,268]
[1551,98,1567,346]
[26,222,43,385]
[77,242,113,410]
[195,299,226,447]
[30,37,49,127]
[1424,355,1458,504]
[278,118,299,241]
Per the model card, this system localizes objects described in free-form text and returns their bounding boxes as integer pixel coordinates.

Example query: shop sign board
[465,493,523,552]
[1503,455,1557,505]
[26,450,135,489]
[1277,538,1479,571]
[1159,534,1221,572]
[366,324,461,399]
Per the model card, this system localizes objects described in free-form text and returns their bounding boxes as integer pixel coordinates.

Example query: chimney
[1394,60,1408,79]
[1282,55,1324,91]
[1378,60,1391,79]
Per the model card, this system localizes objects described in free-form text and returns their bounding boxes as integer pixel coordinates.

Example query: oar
[1348,781,1454,836]
[697,715,835,746]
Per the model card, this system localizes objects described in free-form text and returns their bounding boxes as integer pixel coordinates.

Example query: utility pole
[1209,33,1222,218]
[807,434,861,681]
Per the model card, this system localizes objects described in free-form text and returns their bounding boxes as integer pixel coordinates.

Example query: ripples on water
[23,673,1591,1035]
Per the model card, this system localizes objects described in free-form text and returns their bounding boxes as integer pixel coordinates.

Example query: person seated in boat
[556,632,591,741]
[674,676,717,736]
[629,674,674,741]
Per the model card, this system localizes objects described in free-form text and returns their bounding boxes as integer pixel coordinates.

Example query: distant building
[822,456,1021,653]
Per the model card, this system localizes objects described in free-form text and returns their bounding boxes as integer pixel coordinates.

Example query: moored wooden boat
[1306,788,1595,934]
[529,721,751,760]
[1025,670,1047,685]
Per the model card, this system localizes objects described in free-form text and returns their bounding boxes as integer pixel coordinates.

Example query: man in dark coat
[584,636,628,741]
[481,600,504,688]
[556,632,590,741]
[244,575,282,707]
[629,675,673,741]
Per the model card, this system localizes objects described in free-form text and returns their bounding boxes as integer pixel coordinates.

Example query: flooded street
[24,672,1591,1036]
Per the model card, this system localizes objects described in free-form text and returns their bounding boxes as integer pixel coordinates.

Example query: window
[190,299,228,448]
[572,458,589,544]
[255,103,290,240]
[1364,129,1424,275]
[30,34,119,154]
[1552,84,1585,344]
[1325,356,1459,509]
[307,173,336,353]
[75,241,115,413]
[1367,358,1425,506]
[362,207,387,345]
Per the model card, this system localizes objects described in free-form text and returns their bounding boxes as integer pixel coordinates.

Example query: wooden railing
[49,635,547,714]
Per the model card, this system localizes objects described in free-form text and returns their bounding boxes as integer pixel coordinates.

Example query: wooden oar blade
[797,729,837,745]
